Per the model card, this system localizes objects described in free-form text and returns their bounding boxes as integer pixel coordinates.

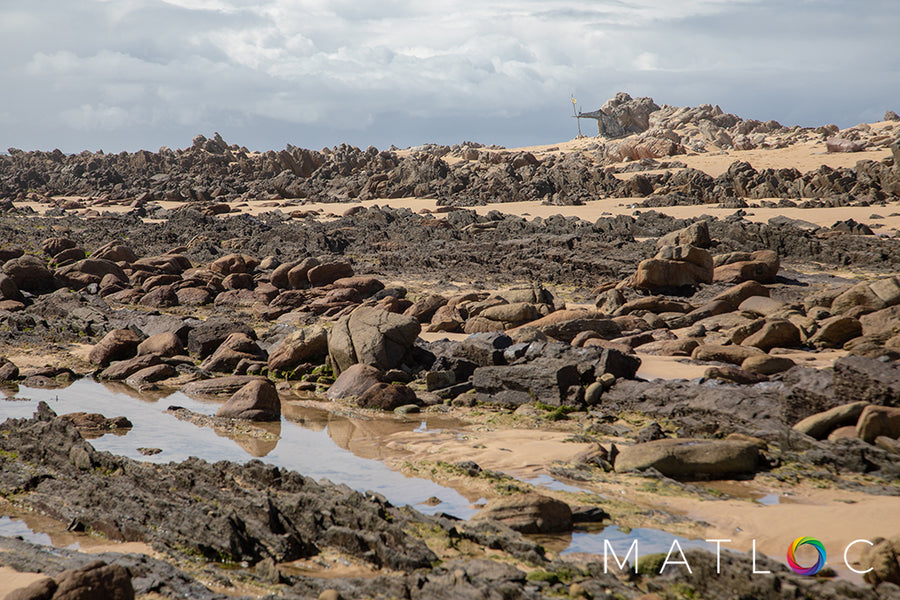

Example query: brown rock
[4,577,57,600]
[327,306,421,375]
[209,253,258,275]
[479,302,542,324]
[137,332,184,357]
[267,325,328,372]
[176,287,213,305]
[809,315,862,348]
[356,382,418,410]
[2,254,55,293]
[55,258,128,289]
[741,319,801,351]
[97,354,163,380]
[138,285,179,308]
[737,296,785,317]
[53,560,134,600]
[216,379,281,421]
[656,221,710,249]
[0,356,19,381]
[691,343,764,365]
[125,364,178,389]
[832,276,900,315]
[859,536,900,587]
[473,493,572,534]
[713,250,780,284]
[508,309,620,343]
[614,438,760,477]
[287,257,321,288]
[741,354,795,375]
[704,365,769,384]
[307,261,354,286]
[222,272,254,290]
[89,328,143,367]
[637,338,700,357]
[631,245,713,289]
[712,280,770,307]
[403,294,449,322]
[860,305,900,338]
[326,363,383,400]
[856,405,900,443]
[332,276,385,297]
[92,242,137,263]
[182,375,266,396]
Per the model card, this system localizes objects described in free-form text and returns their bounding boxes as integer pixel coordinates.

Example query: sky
[1,0,898,154]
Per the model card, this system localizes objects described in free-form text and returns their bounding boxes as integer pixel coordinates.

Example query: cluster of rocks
[3,93,899,210]
[4,406,899,599]
[583,91,900,159]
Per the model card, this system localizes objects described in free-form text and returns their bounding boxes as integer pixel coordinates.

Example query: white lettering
[661,540,692,574]
[706,539,731,574]
[604,539,639,573]
[844,539,874,574]
[752,539,771,574]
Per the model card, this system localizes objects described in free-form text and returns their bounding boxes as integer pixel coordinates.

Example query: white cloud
[1,0,898,152]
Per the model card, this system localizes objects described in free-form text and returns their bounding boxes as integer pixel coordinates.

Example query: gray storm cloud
[1,0,897,152]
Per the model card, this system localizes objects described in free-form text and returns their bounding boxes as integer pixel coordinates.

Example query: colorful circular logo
[787,537,826,575]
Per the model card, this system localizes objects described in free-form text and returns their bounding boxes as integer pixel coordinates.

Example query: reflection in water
[532,524,714,557]
[2,379,482,519]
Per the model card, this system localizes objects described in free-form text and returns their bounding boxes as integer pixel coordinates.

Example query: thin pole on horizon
[571,95,582,138]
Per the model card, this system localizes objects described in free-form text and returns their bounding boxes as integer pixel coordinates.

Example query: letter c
[844,539,874,574]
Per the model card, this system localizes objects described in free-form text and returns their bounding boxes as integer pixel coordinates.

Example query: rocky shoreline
[2,95,900,599]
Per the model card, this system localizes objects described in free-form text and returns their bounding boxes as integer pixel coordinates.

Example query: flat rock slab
[614,438,760,477]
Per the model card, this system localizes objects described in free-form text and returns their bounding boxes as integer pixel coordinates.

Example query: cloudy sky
[2,0,897,153]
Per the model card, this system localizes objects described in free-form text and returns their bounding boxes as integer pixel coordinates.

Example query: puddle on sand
[1,379,482,519]
[531,524,714,557]
[0,516,63,549]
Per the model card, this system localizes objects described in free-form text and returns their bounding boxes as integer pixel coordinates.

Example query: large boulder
[856,405,900,443]
[267,325,328,372]
[356,382,419,410]
[200,332,266,373]
[0,273,22,301]
[55,258,128,289]
[657,221,711,249]
[182,375,266,396]
[630,244,714,289]
[713,250,780,284]
[614,438,760,477]
[209,253,258,275]
[472,493,573,534]
[792,401,869,439]
[2,254,55,293]
[740,319,802,351]
[327,306,421,375]
[136,331,184,357]
[508,309,620,343]
[88,328,143,367]
[0,356,19,381]
[808,315,862,348]
[7,560,135,600]
[307,261,353,286]
[859,536,900,587]
[833,356,900,407]
[216,379,281,421]
[473,358,582,407]
[831,275,900,315]
[326,364,384,400]
[187,317,257,358]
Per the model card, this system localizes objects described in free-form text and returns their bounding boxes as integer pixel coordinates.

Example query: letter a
[661,540,692,574]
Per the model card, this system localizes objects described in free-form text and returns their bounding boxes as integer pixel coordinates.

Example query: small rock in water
[137,447,163,456]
